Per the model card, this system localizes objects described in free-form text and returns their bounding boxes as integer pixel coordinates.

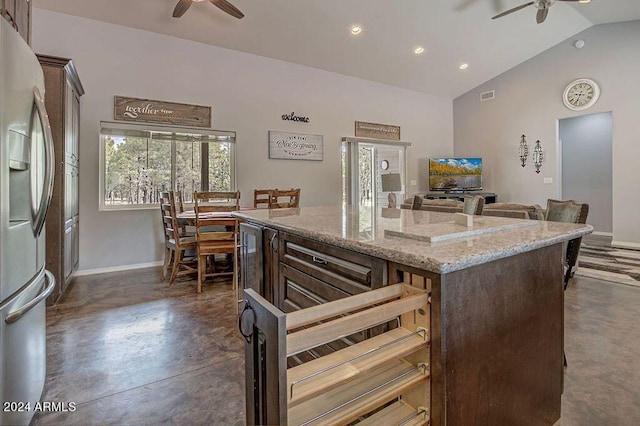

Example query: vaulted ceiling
[33,0,640,98]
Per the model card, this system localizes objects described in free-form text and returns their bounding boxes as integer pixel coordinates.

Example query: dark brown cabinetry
[278,232,386,312]
[1,0,31,45]
[37,54,84,305]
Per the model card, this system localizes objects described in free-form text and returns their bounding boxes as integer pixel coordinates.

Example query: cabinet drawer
[280,233,385,294]
[279,263,351,313]
[279,263,366,364]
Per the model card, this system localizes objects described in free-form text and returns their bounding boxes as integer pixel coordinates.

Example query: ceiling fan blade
[492,2,534,20]
[173,0,193,18]
[537,8,549,24]
[210,0,245,19]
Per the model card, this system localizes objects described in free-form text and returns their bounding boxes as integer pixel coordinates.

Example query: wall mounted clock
[381,160,389,170]
[563,78,600,111]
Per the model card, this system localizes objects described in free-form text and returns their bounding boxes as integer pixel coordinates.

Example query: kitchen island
[233,205,592,425]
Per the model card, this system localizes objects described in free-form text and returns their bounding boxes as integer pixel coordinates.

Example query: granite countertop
[233,205,593,274]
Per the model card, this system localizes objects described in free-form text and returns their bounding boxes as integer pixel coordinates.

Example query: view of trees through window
[103,128,234,207]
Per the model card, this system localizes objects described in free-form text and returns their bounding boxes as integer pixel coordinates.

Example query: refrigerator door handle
[5,269,55,324]
[32,87,55,238]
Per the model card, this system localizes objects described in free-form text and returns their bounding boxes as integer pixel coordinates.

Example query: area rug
[575,243,640,288]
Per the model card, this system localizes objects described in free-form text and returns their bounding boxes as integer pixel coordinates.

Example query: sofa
[401,196,544,220]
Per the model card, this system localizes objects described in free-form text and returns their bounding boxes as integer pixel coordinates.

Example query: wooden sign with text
[114,96,211,128]
[355,121,400,141]
[269,131,323,161]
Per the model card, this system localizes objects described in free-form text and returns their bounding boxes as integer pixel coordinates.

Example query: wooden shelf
[288,359,428,425]
[358,400,428,426]
[243,282,431,425]
[287,327,428,407]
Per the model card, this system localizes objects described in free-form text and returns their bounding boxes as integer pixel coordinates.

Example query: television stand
[425,191,497,204]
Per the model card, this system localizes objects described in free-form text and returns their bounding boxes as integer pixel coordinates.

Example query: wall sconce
[519,134,528,167]
[533,140,544,174]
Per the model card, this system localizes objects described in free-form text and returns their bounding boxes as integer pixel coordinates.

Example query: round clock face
[381,160,389,170]
[563,78,600,111]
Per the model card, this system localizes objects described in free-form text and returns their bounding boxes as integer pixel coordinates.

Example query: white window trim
[98,121,237,211]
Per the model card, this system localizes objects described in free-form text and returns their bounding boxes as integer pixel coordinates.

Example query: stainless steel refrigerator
[0,17,56,426]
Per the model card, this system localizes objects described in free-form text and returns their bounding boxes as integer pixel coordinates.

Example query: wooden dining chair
[193,191,241,293]
[159,191,197,284]
[254,189,273,209]
[269,188,300,209]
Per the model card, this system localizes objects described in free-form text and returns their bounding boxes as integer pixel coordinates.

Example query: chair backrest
[193,191,240,213]
[175,191,185,213]
[193,192,239,254]
[411,195,424,210]
[254,189,273,209]
[545,199,589,267]
[463,195,485,215]
[160,191,180,243]
[545,199,589,224]
[269,188,300,209]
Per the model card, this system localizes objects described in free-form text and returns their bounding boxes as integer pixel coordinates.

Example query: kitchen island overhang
[234,205,592,425]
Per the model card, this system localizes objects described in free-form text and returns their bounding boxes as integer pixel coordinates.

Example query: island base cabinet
[390,244,564,426]
[242,283,431,426]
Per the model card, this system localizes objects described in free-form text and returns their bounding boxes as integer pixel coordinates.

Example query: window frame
[99,121,237,211]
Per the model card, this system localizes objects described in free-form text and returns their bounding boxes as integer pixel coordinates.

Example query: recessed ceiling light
[414,47,425,55]
[578,0,591,3]
[350,26,362,35]
[459,63,469,70]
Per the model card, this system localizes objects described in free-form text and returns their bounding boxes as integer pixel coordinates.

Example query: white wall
[453,21,640,248]
[32,9,453,271]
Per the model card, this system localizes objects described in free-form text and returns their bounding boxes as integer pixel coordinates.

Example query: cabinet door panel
[64,82,75,164]
[63,225,73,279]
[14,0,28,44]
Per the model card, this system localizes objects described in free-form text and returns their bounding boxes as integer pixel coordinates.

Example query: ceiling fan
[492,0,583,24]
[172,0,244,19]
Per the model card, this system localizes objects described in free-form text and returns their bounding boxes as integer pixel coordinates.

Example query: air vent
[480,90,495,101]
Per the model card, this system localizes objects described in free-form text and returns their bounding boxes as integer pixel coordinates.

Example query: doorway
[558,112,612,234]
[342,139,408,209]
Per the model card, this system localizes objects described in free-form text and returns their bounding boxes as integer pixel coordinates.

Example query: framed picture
[269,131,323,161]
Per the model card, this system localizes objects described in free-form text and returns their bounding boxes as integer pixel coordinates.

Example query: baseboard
[592,231,613,237]
[75,261,163,277]
[611,240,640,250]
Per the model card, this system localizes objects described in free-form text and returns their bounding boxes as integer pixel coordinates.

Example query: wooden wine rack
[242,283,431,425]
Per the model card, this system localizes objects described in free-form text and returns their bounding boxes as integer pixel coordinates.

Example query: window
[100,123,236,210]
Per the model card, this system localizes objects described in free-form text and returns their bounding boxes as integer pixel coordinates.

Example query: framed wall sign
[355,121,400,141]
[114,96,211,128]
[269,131,323,161]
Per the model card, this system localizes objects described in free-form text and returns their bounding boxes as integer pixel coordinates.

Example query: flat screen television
[429,158,483,192]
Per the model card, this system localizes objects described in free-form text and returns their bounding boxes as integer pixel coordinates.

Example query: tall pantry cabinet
[1,0,31,45]
[37,55,84,305]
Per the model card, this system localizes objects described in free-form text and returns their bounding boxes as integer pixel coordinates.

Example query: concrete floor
[32,267,640,425]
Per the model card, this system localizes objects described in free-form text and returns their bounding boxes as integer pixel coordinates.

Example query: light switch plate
[543,177,553,184]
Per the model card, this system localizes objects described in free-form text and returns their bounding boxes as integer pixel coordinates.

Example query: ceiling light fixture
[578,0,591,3]
[414,47,425,55]
[350,26,362,35]
[459,63,469,70]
